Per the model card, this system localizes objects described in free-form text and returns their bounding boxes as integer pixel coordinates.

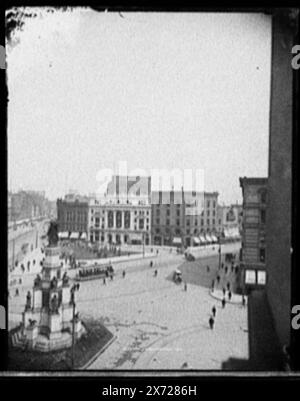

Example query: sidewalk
[209,288,247,306]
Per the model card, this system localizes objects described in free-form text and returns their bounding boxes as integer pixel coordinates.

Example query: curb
[209,290,246,306]
[80,334,117,370]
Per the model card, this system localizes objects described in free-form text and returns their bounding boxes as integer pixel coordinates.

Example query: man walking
[209,316,214,330]
[222,298,226,308]
[228,290,232,301]
[212,305,216,317]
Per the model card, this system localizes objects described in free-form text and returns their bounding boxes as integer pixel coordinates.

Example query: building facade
[88,199,151,245]
[239,177,268,292]
[217,203,243,239]
[265,10,294,358]
[56,197,89,236]
[151,190,219,247]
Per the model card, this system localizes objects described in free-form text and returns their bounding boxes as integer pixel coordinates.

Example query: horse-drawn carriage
[173,269,182,284]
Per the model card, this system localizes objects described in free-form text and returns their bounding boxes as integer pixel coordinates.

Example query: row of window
[154,218,217,226]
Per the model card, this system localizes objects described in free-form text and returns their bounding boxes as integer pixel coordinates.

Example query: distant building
[56,197,89,238]
[88,198,151,245]
[217,203,243,239]
[239,177,268,292]
[151,190,219,247]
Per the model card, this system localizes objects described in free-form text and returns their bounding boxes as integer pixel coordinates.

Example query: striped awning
[70,232,79,239]
[193,237,200,244]
[205,235,213,243]
[211,235,218,242]
[59,232,69,239]
[199,236,206,243]
[80,232,87,239]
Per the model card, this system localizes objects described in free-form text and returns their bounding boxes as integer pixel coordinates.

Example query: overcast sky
[7,9,271,204]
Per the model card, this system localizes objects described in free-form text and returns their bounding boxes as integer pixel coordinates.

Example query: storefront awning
[172,237,182,245]
[70,232,79,239]
[211,235,218,243]
[193,237,200,244]
[80,232,87,239]
[199,236,206,243]
[205,235,213,243]
[59,232,69,239]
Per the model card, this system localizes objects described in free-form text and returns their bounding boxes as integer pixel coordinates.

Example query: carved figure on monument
[47,221,59,247]
[50,276,58,289]
[34,274,41,288]
[50,294,59,314]
[25,291,32,310]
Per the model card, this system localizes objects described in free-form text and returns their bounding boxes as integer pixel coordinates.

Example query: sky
[7,9,272,204]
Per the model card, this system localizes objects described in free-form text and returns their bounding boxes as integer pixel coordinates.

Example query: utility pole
[218,233,221,270]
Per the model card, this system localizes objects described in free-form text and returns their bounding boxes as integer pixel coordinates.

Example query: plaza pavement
[8,244,249,370]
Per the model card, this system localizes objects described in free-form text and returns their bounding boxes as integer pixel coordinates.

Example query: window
[207,219,210,225]
[201,219,204,226]
[260,248,266,263]
[261,191,267,204]
[177,210,180,217]
[194,229,198,234]
[212,219,215,226]
[257,271,266,285]
[186,229,190,234]
[207,210,210,216]
[207,200,210,208]
[116,211,122,228]
[156,228,160,234]
[176,219,180,226]
[213,210,215,216]
[213,201,216,208]
[156,218,160,225]
[108,211,114,228]
[186,219,190,226]
[261,209,266,224]
[175,228,181,235]
[166,219,170,225]
[139,219,144,230]
[156,209,160,216]
[167,209,170,216]
[124,211,130,228]
[245,270,256,284]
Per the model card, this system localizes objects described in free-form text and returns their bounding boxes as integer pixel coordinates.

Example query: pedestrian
[221,262,224,269]
[222,287,226,296]
[228,290,232,301]
[209,316,214,330]
[225,266,228,274]
[150,260,153,268]
[19,278,22,284]
[242,295,246,307]
[235,266,239,274]
[184,282,187,291]
[206,265,210,273]
[222,298,226,308]
[231,263,234,273]
[154,269,158,277]
[217,275,220,284]
[103,277,106,285]
[211,279,215,290]
[110,273,113,281]
[227,282,230,291]
[15,288,19,297]
[122,270,126,278]
[212,305,216,317]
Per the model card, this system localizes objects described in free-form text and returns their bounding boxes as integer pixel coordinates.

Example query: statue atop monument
[47,221,59,247]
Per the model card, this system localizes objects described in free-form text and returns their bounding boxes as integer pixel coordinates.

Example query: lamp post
[70,283,80,370]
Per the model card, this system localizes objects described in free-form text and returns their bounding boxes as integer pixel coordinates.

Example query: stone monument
[14,221,85,352]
